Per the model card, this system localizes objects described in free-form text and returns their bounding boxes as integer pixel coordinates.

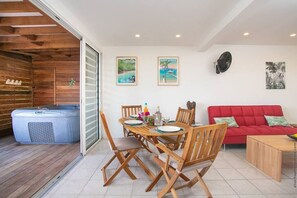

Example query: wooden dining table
[119,118,190,153]
[119,117,191,184]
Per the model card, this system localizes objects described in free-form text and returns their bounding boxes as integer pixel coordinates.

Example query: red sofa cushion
[207,105,296,144]
[226,125,296,137]
[208,105,284,126]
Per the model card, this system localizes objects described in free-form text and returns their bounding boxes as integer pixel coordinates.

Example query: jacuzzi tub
[11,105,80,144]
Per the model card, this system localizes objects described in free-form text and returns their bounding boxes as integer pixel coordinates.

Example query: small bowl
[287,134,297,141]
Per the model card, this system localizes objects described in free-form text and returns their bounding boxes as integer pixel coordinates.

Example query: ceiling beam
[0,1,36,13]
[197,0,256,51]
[0,16,54,27]
[23,35,37,41]
[0,34,77,43]
[0,26,67,36]
[0,26,14,34]
[0,40,80,50]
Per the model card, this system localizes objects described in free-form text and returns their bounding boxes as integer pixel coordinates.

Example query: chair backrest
[121,105,142,118]
[181,123,227,168]
[100,111,117,150]
[175,107,195,125]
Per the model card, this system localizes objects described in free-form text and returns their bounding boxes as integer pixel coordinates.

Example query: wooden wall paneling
[32,60,80,106]
[0,54,33,137]
[32,68,55,106]
[55,65,80,105]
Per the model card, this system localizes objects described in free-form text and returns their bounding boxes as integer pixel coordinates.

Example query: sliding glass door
[81,41,101,155]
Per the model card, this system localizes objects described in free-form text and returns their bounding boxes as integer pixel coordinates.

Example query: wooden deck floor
[0,136,80,198]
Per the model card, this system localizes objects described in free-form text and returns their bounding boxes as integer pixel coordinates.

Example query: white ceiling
[50,0,297,50]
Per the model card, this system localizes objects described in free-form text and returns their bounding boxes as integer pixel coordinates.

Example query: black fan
[215,51,232,74]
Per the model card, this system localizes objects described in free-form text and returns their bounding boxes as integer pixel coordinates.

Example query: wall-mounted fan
[215,51,232,74]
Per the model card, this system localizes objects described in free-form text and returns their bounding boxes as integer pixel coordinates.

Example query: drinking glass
[163,117,170,124]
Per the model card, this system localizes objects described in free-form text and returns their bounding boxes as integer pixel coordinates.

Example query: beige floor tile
[78,195,104,198]
[239,195,266,198]
[237,168,269,179]
[104,185,133,196]
[217,168,245,180]
[227,180,262,195]
[131,179,158,196]
[54,179,89,195]
[249,179,287,194]
[212,158,232,169]
[80,180,107,195]
[183,180,236,196]
[68,168,97,180]
[266,195,296,198]
[50,194,78,198]
[44,139,297,198]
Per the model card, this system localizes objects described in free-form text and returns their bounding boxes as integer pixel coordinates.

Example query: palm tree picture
[158,56,179,86]
[265,62,285,89]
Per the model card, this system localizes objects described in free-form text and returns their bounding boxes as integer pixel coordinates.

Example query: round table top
[119,118,189,137]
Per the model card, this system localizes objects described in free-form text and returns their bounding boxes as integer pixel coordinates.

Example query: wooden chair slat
[148,123,227,198]
[100,111,154,186]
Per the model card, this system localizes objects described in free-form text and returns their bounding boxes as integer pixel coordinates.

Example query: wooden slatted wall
[0,54,33,136]
[32,68,55,106]
[32,59,80,106]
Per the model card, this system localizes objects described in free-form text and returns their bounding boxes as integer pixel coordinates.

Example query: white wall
[102,45,297,137]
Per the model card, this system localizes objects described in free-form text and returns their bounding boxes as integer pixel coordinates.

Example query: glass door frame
[80,38,102,155]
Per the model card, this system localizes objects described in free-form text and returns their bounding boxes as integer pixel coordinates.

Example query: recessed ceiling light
[176,34,181,38]
[243,32,250,36]
[135,34,140,38]
[290,33,296,37]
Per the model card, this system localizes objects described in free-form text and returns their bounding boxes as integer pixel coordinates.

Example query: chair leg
[195,169,212,198]
[187,166,210,188]
[146,170,163,192]
[163,168,178,198]
[116,152,137,180]
[158,168,180,198]
[103,149,138,186]
[133,155,155,180]
[101,154,117,183]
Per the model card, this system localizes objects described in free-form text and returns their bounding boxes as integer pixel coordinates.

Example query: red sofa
[208,105,296,144]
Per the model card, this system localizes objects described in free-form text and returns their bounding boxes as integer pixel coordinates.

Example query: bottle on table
[143,102,149,116]
[141,102,150,122]
[154,106,162,126]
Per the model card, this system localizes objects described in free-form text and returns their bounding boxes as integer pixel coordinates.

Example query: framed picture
[158,56,179,86]
[116,56,137,86]
[265,62,285,89]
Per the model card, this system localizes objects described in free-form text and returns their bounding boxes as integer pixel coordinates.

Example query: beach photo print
[158,56,179,86]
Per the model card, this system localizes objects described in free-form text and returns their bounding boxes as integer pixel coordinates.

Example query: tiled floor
[43,140,297,198]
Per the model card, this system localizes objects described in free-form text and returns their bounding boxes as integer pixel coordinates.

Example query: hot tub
[11,105,80,144]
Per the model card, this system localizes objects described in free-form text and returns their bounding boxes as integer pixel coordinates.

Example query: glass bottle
[154,106,162,126]
[143,102,149,116]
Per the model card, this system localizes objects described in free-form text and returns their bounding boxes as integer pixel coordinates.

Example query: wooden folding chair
[158,107,194,149]
[100,111,154,186]
[121,105,142,137]
[147,123,227,198]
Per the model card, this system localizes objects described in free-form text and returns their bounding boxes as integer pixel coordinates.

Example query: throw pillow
[214,116,239,127]
[264,115,291,127]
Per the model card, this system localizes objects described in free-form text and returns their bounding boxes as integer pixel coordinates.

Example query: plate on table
[157,126,181,133]
[129,114,139,119]
[287,134,297,141]
[124,120,143,125]
[192,123,203,127]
